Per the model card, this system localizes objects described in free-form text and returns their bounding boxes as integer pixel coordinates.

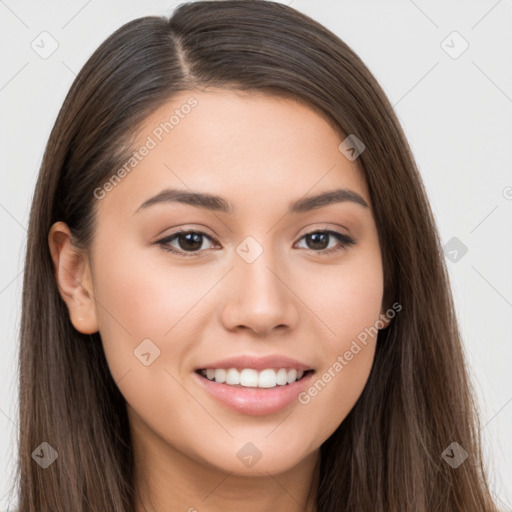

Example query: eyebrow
[134,187,369,216]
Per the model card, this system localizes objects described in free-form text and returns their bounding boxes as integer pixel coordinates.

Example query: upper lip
[195,354,314,372]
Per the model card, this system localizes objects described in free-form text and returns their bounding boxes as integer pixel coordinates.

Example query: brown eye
[175,232,204,251]
[156,228,356,258]
[305,232,330,250]
[295,230,356,255]
[158,230,218,256]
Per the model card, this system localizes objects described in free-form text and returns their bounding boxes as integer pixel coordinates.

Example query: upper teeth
[200,368,305,388]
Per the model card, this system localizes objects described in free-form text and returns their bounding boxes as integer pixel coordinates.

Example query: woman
[12,1,500,510]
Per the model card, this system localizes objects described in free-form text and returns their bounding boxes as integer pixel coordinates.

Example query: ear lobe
[378,309,392,330]
[48,221,99,334]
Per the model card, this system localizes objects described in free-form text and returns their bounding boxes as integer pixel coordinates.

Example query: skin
[49,89,391,512]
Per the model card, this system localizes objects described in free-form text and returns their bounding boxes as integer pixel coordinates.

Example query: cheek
[291,249,383,437]
[90,239,214,379]
[295,246,384,345]
[295,300,380,449]
[94,229,222,324]
[90,242,210,438]
[297,344,376,451]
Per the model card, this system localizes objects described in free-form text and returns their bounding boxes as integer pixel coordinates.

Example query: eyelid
[296,222,351,238]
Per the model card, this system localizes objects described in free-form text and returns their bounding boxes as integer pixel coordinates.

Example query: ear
[48,221,99,334]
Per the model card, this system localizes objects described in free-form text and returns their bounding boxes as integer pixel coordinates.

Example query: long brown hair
[12,1,499,510]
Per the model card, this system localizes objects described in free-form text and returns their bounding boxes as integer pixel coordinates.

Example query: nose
[218,247,300,336]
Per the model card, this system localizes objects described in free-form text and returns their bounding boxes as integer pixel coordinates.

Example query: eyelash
[156,228,356,258]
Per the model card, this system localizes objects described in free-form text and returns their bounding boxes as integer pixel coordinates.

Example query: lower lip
[193,370,315,416]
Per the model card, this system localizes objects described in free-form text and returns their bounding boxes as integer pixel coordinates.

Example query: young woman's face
[66,89,388,476]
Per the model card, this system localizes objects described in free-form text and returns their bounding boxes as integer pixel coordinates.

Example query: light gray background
[1,0,511,510]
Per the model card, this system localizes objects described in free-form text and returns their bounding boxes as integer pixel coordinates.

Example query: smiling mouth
[195,368,315,389]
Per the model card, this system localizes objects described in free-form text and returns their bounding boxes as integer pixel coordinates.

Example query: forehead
[96,88,371,217]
